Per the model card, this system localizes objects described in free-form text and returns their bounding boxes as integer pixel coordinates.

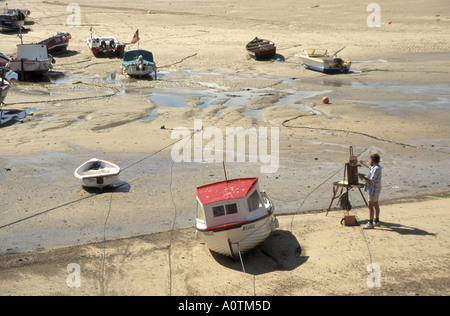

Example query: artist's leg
[374,201,380,226]
[368,201,375,221]
[364,200,375,229]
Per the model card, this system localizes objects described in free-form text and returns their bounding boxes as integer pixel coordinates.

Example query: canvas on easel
[347,146,359,185]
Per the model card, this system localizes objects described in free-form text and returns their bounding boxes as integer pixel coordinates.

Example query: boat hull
[9,59,52,74]
[91,46,125,57]
[123,64,157,77]
[196,213,279,257]
[40,32,72,54]
[0,14,25,32]
[87,37,125,57]
[79,174,119,188]
[246,38,276,60]
[300,56,351,74]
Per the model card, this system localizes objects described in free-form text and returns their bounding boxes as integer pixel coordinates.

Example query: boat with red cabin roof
[195,177,278,257]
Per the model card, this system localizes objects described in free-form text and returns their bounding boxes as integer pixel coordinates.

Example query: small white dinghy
[74,158,121,188]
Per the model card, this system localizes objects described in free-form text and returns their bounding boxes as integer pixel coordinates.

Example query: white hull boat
[87,36,125,57]
[74,158,121,188]
[9,44,53,75]
[298,49,351,74]
[195,177,278,257]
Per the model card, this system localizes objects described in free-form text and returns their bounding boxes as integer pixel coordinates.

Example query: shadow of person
[210,230,308,275]
[376,221,436,236]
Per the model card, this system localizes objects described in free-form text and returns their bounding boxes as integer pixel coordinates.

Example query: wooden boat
[74,158,121,188]
[246,37,276,60]
[86,36,125,57]
[122,49,157,79]
[195,177,278,257]
[39,32,72,54]
[0,11,25,32]
[9,44,54,76]
[298,49,351,74]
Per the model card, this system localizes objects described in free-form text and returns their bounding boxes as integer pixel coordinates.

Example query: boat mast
[222,161,228,183]
[18,26,23,45]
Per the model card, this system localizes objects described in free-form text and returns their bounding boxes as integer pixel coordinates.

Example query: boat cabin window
[247,190,262,212]
[212,203,238,218]
[225,204,238,215]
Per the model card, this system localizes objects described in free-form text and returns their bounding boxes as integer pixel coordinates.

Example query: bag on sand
[339,192,352,211]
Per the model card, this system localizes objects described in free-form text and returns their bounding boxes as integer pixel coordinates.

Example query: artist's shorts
[368,195,380,203]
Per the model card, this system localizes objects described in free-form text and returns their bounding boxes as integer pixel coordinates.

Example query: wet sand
[0,0,449,296]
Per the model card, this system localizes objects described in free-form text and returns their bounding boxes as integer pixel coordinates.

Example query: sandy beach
[0,0,449,296]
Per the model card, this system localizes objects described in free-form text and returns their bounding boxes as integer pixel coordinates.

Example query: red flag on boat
[131,29,140,44]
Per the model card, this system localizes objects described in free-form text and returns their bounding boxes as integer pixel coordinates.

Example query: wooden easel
[326,147,368,216]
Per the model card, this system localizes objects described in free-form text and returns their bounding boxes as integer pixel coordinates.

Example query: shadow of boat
[210,229,308,275]
[271,54,285,62]
[81,180,130,194]
[52,50,79,58]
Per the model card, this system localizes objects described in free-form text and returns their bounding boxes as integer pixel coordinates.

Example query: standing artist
[359,154,382,229]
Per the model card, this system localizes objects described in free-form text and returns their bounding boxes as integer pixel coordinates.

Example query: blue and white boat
[299,49,351,74]
[122,49,157,79]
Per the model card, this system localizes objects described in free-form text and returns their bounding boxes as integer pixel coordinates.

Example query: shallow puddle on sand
[47,70,333,122]
[146,85,331,121]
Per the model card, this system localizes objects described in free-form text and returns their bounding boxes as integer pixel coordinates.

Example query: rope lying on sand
[167,128,200,296]
[158,53,198,69]
[282,115,416,149]
[282,115,450,156]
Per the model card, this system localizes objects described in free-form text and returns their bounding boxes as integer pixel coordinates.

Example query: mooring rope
[100,193,113,296]
[350,194,380,296]
[237,245,254,296]
[282,116,450,156]
[168,128,201,296]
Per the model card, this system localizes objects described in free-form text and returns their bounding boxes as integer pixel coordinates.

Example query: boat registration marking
[243,223,256,231]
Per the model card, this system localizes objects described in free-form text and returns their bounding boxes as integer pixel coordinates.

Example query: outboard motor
[137,55,144,71]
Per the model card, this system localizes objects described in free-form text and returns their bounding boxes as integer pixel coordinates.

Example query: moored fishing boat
[86,30,125,57]
[0,11,25,32]
[39,32,72,54]
[246,37,276,60]
[122,49,157,79]
[121,30,157,78]
[298,48,351,74]
[195,177,278,257]
[74,158,121,188]
[9,44,54,77]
